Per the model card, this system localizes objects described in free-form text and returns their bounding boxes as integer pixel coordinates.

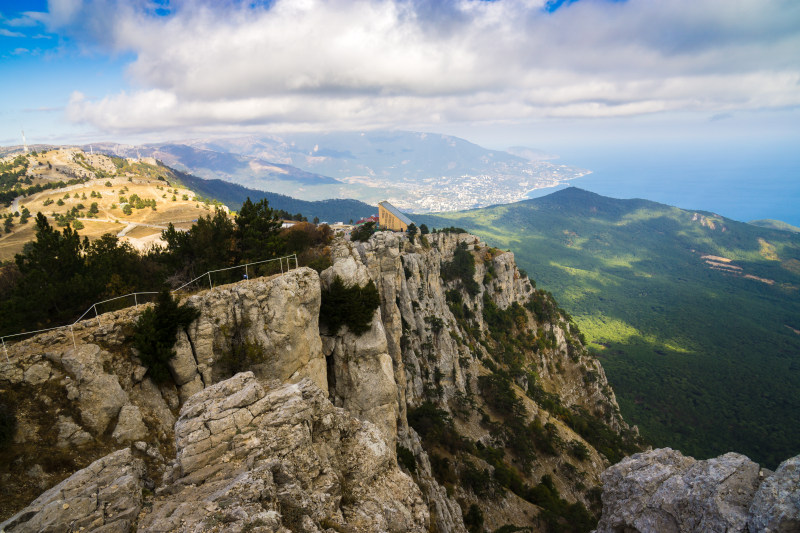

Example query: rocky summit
[4,229,795,532]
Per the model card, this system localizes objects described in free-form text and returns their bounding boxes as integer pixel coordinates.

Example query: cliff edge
[1,230,643,531]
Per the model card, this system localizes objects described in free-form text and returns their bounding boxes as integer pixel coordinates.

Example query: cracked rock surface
[141,372,428,532]
[0,448,145,533]
[594,447,800,533]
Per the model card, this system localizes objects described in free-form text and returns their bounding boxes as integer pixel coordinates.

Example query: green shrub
[397,445,417,473]
[407,401,470,454]
[435,226,468,234]
[430,453,457,485]
[306,255,332,273]
[132,289,200,383]
[441,241,480,296]
[319,276,380,335]
[214,317,266,378]
[407,223,417,244]
[0,396,16,449]
[569,440,590,461]
[460,463,494,499]
[350,221,376,242]
[464,504,484,533]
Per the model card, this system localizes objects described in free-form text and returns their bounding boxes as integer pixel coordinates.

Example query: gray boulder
[749,454,800,532]
[0,448,145,533]
[595,448,761,533]
[52,344,129,435]
[112,404,149,443]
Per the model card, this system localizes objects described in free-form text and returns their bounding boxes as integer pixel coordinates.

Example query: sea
[527,141,800,228]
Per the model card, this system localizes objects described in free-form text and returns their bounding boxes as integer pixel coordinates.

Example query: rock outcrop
[0,448,146,533]
[1,231,640,531]
[142,372,427,532]
[0,268,324,520]
[594,447,800,533]
[749,454,800,533]
[320,238,400,446]
[3,373,429,533]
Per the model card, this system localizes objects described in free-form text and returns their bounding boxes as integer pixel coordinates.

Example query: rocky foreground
[2,370,798,532]
[1,372,428,532]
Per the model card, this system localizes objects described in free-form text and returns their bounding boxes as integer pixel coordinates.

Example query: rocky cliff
[0,230,641,532]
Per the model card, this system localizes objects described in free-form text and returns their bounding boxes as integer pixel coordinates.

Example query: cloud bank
[44,0,800,134]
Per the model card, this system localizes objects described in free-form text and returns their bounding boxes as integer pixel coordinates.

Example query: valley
[418,188,800,469]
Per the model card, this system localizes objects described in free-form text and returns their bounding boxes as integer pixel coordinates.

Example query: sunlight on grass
[577,314,691,354]
[615,207,666,225]
[596,254,640,269]
[549,262,619,286]
[758,238,780,261]
[561,285,602,302]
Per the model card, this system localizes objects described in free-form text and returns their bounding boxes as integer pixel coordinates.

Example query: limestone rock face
[594,448,764,533]
[112,404,148,443]
[749,454,800,532]
[185,267,327,392]
[49,344,129,435]
[139,372,428,533]
[320,239,399,446]
[0,448,145,533]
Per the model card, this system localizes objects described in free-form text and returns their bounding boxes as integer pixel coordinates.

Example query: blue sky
[1,0,799,158]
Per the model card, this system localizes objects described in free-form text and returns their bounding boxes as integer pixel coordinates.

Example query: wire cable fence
[1,254,298,363]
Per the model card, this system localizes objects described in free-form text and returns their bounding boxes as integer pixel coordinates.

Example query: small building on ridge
[378,201,414,232]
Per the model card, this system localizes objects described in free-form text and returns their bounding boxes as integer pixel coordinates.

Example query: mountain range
[85,131,588,212]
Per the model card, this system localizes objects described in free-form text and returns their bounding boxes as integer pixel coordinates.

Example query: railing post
[208,272,213,289]
[134,293,138,308]
[94,305,101,327]
[2,337,8,363]
[245,264,248,280]
[70,326,77,350]
[280,257,284,274]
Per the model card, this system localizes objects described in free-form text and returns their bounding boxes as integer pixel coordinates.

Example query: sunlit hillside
[0,149,224,261]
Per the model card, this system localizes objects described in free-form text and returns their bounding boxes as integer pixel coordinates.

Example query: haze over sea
[527,140,800,228]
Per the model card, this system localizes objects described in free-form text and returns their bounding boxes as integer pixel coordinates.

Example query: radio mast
[22,129,28,154]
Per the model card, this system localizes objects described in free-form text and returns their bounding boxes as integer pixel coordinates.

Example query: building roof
[378,201,415,226]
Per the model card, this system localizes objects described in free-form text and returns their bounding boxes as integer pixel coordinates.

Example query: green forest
[419,187,800,468]
[169,167,375,223]
[0,198,333,339]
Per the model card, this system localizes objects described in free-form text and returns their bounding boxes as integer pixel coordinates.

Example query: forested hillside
[0,199,332,338]
[169,167,375,222]
[418,187,800,468]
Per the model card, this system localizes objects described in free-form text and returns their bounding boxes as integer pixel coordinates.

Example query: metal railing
[1,254,298,362]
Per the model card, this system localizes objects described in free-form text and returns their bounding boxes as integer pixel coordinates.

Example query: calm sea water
[529,142,800,227]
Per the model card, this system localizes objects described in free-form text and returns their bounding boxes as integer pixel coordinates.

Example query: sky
[1,0,799,165]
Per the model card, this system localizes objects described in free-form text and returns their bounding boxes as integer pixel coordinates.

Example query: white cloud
[0,28,24,37]
[56,0,800,135]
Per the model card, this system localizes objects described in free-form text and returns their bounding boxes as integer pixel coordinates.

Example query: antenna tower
[22,129,28,154]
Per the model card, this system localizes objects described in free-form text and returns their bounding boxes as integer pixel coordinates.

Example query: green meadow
[418,188,800,468]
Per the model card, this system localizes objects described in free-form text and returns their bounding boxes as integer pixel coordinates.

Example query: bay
[530,141,800,227]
